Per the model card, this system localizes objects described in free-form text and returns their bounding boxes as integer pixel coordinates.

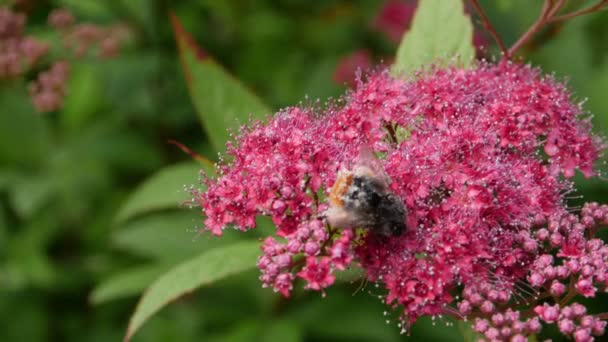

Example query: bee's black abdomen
[372,194,406,237]
[344,175,407,237]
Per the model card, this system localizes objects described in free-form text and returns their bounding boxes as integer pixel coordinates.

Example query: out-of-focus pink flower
[333,49,373,87]
[48,8,74,29]
[0,7,48,79]
[195,62,608,338]
[0,6,25,39]
[373,0,417,43]
[29,61,70,112]
[1,6,125,112]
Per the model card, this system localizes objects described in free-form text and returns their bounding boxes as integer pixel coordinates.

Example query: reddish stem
[469,0,509,57]
[595,312,608,320]
[559,276,578,306]
[506,0,558,60]
[550,0,608,22]
[547,0,568,18]
[167,139,206,163]
[470,0,608,61]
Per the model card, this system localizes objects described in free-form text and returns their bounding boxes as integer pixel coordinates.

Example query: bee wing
[355,146,391,187]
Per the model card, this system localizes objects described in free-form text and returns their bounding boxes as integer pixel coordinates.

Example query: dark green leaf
[170,13,272,152]
[0,85,51,168]
[125,241,261,341]
[112,211,243,261]
[56,0,113,17]
[409,316,462,341]
[287,290,400,342]
[115,161,211,223]
[392,0,475,76]
[61,63,102,132]
[9,174,56,219]
[261,320,302,342]
[90,265,167,305]
[457,320,482,342]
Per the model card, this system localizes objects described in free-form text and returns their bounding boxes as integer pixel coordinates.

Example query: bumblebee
[325,161,407,237]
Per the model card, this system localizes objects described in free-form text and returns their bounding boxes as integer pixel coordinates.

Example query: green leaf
[170,13,272,152]
[262,320,302,342]
[90,265,166,305]
[457,320,482,342]
[409,316,461,341]
[334,265,364,284]
[9,174,56,219]
[57,0,113,17]
[0,85,51,168]
[61,63,102,132]
[208,320,262,342]
[392,0,475,76]
[287,290,400,342]
[125,241,261,341]
[115,161,212,223]
[112,211,244,261]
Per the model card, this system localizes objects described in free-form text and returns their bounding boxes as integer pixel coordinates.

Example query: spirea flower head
[194,62,608,339]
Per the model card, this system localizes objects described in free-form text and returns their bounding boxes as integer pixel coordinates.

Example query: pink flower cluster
[28,61,69,112]
[195,62,608,340]
[50,8,128,60]
[473,309,542,342]
[534,303,606,341]
[0,6,48,78]
[1,6,127,113]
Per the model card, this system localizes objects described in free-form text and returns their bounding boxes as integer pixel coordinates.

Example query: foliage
[393,0,474,75]
[1,1,608,341]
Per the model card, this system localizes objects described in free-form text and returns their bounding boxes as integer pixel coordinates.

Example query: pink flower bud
[527,317,542,333]
[559,318,575,334]
[580,316,595,329]
[573,328,591,342]
[511,334,526,342]
[593,320,606,336]
[473,318,489,333]
[491,313,505,326]
[537,228,550,241]
[275,253,292,268]
[304,241,320,256]
[528,273,545,287]
[481,300,495,314]
[575,278,596,298]
[458,300,472,315]
[485,327,499,339]
[571,303,587,317]
[550,281,566,296]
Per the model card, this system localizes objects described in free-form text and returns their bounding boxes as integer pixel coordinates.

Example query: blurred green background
[1,0,608,341]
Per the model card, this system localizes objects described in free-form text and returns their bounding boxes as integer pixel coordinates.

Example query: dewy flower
[193,62,608,339]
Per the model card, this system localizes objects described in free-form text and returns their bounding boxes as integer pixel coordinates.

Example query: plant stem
[547,0,568,19]
[167,139,207,163]
[595,312,608,320]
[550,0,608,22]
[469,0,509,57]
[385,122,398,145]
[506,0,558,60]
[477,0,608,61]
